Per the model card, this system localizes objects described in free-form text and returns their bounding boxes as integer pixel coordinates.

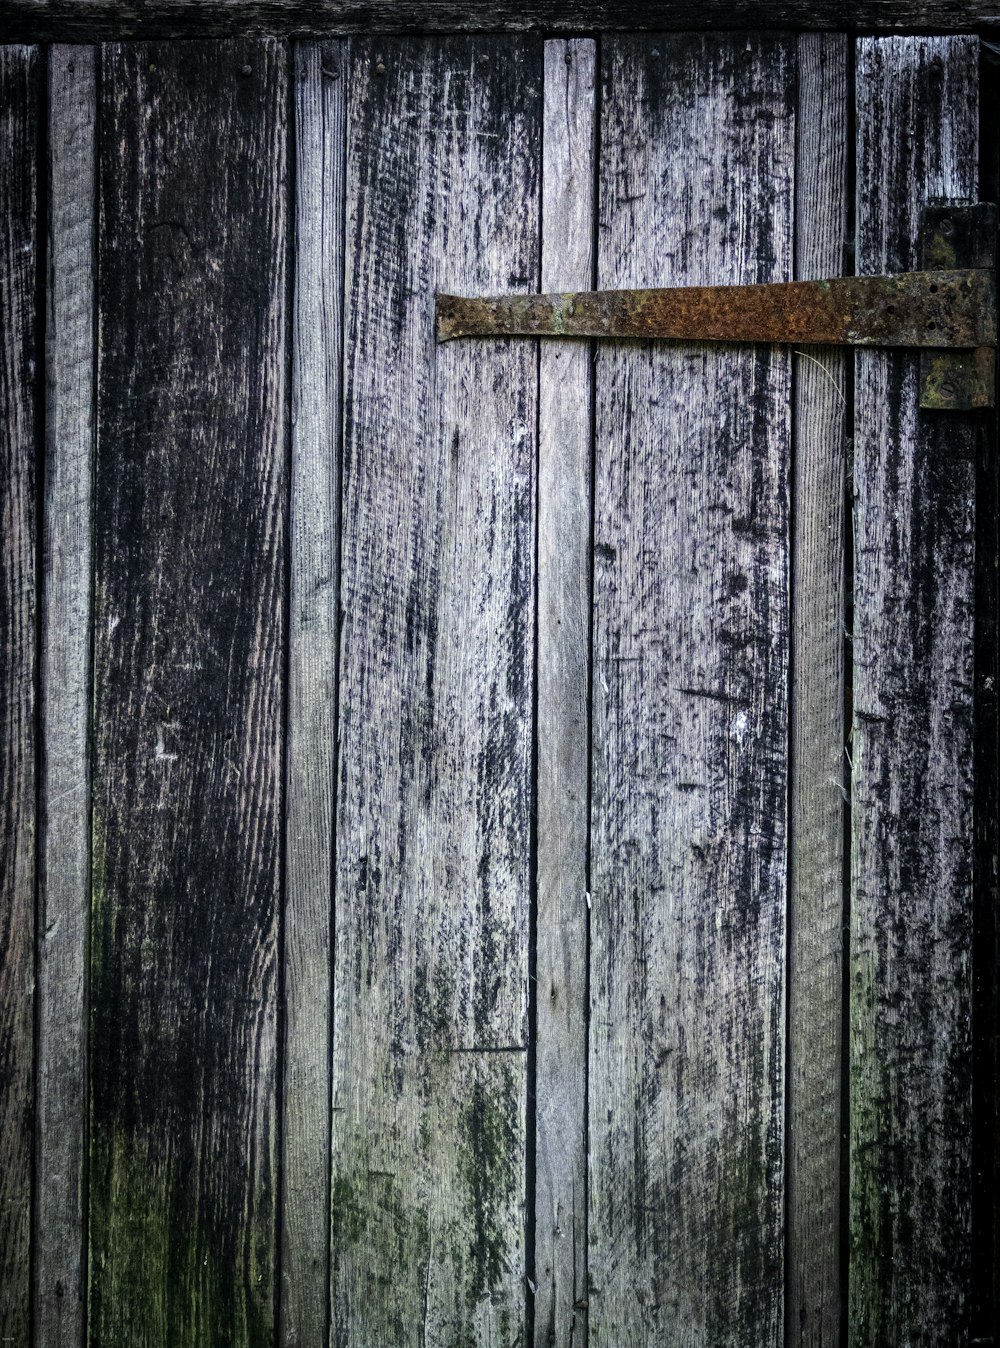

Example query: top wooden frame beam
[0,0,997,41]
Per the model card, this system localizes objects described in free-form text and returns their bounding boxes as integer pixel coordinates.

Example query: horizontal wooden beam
[0,0,997,40]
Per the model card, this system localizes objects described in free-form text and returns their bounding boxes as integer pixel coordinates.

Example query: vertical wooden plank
[976,42,1000,1338]
[535,36,595,1348]
[788,32,848,1348]
[334,36,539,1345]
[588,35,794,1347]
[35,46,96,1348]
[281,38,346,1348]
[0,41,39,1346]
[88,40,287,1345]
[851,36,978,1347]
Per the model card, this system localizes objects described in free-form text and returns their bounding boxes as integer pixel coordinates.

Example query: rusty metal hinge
[437,202,997,411]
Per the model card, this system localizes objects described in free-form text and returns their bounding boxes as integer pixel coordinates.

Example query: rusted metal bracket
[436,202,997,411]
[919,202,996,410]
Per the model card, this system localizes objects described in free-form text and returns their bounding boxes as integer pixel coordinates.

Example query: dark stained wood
[281,38,346,1348]
[333,35,539,1344]
[36,44,96,1348]
[0,0,998,39]
[587,33,794,1346]
[976,40,1000,1345]
[850,35,979,1347]
[788,31,848,1348]
[0,41,39,1346]
[534,36,595,1348]
[88,39,287,1345]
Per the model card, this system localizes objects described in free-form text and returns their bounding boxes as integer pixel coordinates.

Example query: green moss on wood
[458,1064,519,1306]
[330,1174,366,1248]
[849,941,890,1342]
[329,1057,523,1342]
[88,1123,271,1347]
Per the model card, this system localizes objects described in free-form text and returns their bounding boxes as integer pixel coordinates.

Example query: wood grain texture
[588,34,794,1347]
[0,41,39,1345]
[535,37,595,1348]
[88,39,287,1345]
[281,38,346,1348]
[850,35,979,1347]
[333,35,539,1346]
[788,32,847,1348]
[975,44,1000,1338]
[1,0,999,40]
[36,44,96,1348]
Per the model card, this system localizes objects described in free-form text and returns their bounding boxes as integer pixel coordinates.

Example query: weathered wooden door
[1,8,997,1347]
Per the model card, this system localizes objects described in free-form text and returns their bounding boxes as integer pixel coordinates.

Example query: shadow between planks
[0,26,989,1348]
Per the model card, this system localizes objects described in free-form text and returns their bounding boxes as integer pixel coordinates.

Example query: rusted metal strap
[437,268,995,349]
[438,202,997,409]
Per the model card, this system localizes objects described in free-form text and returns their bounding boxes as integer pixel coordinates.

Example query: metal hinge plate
[919,201,996,409]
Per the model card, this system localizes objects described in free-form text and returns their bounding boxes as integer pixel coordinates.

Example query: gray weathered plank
[88,39,287,1344]
[281,38,347,1348]
[535,36,595,1348]
[788,31,848,1348]
[588,34,794,1347]
[850,35,979,1347]
[0,41,39,1345]
[333,35,540,1345]
[35,44,96,1348]
[0,0,998,41]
